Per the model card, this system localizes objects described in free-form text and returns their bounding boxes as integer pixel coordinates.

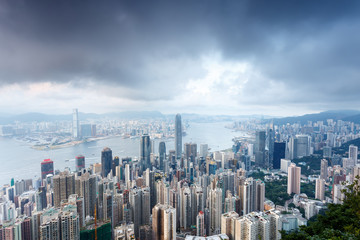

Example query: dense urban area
[1,109,360,240]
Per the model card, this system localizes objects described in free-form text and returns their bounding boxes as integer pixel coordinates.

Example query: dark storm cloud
[0,0,359,105]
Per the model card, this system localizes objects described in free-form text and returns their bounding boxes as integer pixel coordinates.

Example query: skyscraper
[287,163,301,195]
[72,108,79,139]
[75,155,85,172]
[175,114,182,160]
[323,146,332,158]
[196,211,205,236]
[289,137,298,160]
[315,178,325,201]
[209,188,222,235]
[266,128,275,168]
[320,159,328,180]
[53,172,75,208]
[159,142,166,171]
[199,144,208,158]
[184,143,197,163]
[349,144,358,165]
[112,156,120,176]
[141,134,151,171]
[238,178,265,215]
[101,147,113,178]
[273,142,285,169]
[221,211,239,240]
[41,159,54,180]
[255,131,266,167]
[152,204,176,240]
[77,172,97,217]
[296,135,311,158]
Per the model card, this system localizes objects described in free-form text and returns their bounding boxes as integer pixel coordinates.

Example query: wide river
[0,121,247,186]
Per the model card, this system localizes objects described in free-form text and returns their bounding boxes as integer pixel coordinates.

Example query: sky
[0,0,359,116]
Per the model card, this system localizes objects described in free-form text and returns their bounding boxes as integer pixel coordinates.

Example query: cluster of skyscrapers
[2,114,360,239]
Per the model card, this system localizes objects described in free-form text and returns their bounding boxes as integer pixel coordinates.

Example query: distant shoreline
[30,136,115,151]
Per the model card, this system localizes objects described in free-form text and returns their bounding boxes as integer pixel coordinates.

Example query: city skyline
[1,1,360,238]
[1,111,360,238]
[0,1,360,116]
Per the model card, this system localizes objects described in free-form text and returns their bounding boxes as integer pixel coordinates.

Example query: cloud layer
[0,0,359,115]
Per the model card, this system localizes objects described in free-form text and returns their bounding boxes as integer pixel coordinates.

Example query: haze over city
[0,0,360,116]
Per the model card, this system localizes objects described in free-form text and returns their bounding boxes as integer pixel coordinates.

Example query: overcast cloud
[0,0,359,116]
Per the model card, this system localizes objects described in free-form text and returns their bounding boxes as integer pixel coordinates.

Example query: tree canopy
[281,177,360,239]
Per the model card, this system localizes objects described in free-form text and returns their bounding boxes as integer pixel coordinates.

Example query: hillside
[281,179,360,239]
[272,110,360,125]
[333,137,360,156]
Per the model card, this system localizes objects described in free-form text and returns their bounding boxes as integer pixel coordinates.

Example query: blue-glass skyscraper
[175,114,182,159]
[101,147,113,178]
[159,141,166,171]
[141,134,151,171]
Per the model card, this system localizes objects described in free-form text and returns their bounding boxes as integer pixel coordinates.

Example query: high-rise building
[72,108,79,139]
[101,147,113,178]
[209,188,222,235]
[295,135,311,158]
[159,142,166,171]
[75,155,85,172]
[80,124,92,138]
[152,204,176,240]
[142,187,151,225]
[175,114,182,159]
[130,188,142,238]
[180,186,192,229]
[280,159,291,173]
[184,143,197,163]
[266,128,275,168]
[112,156,120,177]
[235,212,271,240]
[333,184,346,204]
[35,186,47,211]
[40,205,80,240]
[53,172,75,208]
[196,211,205,236]
[238,178,265,215]
[77,173,97,217]
[91,124,97,137]
[41,159,54,180]
[139,225,153,240]
[349,145,358,165]
[315,178,325,201]
[287,163,301,195]
[247,143,254,157]
[289,137,298,160]
[125,164,131,187]
[200,144,208,158]
[221,211,239,240]
[59,205,80,240]
[323,146,332,158]
[320,159,328,180]
[114,223,135,239]
[255,131,266,167]
[32,211,42,240]
[141,134,151,171]
[21,218,32,240]
[273,142,285,169]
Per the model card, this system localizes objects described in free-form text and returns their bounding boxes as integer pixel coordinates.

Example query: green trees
[281,177,360,239]
[264,177,292,206]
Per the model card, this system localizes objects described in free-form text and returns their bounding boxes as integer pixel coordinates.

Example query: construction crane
[95,204,97,240]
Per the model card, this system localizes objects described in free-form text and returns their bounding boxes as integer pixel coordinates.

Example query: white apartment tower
[315,178,325,201]
[287,163,301,195]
